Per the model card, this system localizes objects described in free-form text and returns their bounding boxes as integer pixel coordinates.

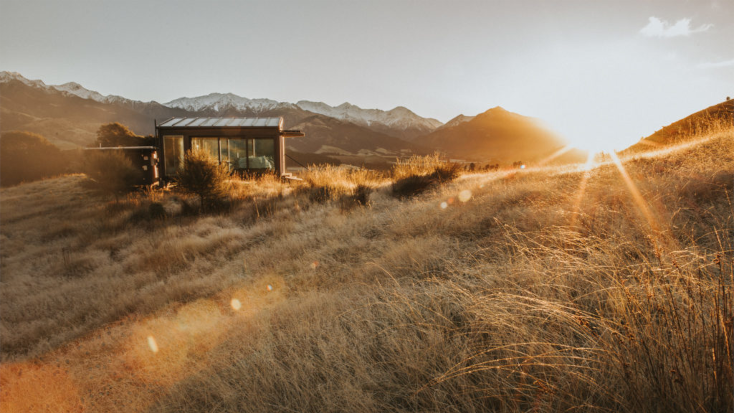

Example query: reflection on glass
[220,139,229,170]
[163,135,184,176]
[228,139,250,171]
[249,139,274,170]
[191,138,219,162]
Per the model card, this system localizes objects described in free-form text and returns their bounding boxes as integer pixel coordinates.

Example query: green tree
[95,123,153,147]
[176,150,231,211]
[83,151,139,202]
[0,131,67,187]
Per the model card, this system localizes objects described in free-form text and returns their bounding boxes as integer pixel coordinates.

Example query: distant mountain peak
[164,92,287,112]
[295,100,442,135]
[438,114,475,129]
[0,71,48,88]
[0,71,129,104]
[59,81,84,89]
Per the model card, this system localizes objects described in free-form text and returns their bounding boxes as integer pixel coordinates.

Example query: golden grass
[1,127,732,412]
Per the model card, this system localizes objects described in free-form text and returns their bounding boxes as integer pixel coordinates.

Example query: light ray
[537,145,574,167]
[569,151,595,230]
[609,152,660,233]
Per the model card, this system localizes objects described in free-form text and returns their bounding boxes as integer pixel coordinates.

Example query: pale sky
[1,0,732,151]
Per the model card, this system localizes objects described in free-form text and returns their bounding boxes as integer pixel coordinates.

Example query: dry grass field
[1,126,732,412]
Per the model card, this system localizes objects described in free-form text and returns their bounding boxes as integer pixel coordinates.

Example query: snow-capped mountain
[164,93,441,131]
[0,71,131,105]
[295,100,442,132]
[163,93,443,139]
[165,93,295,112]
[0,71,48,89]
[438,114,475,129]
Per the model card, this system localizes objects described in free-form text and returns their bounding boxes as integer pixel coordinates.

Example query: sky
[1,0,732,151]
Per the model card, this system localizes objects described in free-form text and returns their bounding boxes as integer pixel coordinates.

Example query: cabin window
[191,137,220,162]
[219,139,229,169]
[249,139,275,170]
[227,138,249,171]
[163,135,184,176]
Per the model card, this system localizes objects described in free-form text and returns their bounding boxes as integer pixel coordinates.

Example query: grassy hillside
[625,99,733,153]
[1,126,732,412]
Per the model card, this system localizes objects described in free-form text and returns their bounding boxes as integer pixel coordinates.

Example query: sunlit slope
[625,99,733,153]
[1,127,732,412]
[418,106,586,164]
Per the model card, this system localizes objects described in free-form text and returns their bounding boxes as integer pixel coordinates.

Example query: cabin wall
[156,127,284,178]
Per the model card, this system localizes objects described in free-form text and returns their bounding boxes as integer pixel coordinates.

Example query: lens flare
[440,201,448,209]
[310,261,319,270]
[458,190,472,202]
[231,299,242,311]
[147,336,159,353]
[266,285,273,291]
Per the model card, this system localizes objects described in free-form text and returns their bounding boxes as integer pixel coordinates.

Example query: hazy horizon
[1,0,732,151]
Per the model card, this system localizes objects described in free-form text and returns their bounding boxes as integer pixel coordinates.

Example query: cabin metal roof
[157,117,282,128]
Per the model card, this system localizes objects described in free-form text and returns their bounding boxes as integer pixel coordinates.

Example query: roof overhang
[281,129,305,138]
[157,117,283,129]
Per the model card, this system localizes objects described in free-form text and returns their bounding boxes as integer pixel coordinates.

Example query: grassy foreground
[1,129,732,412]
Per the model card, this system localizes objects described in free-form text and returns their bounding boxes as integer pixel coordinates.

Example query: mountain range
[0,72,445,160]
[11,70,720,167]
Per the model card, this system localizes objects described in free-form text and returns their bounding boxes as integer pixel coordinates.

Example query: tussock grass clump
[300,165,384,204]
[392,153,445,180]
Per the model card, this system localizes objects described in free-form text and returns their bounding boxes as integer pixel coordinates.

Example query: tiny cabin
[155,117,304,180]
[85,146,160,186]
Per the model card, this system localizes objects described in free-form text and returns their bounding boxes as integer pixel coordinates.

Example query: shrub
[0,131,68,187]
[308,185,333,204]
[352,184,373,206]
[82,150,139,202]
[176,150,231,211]
[391,162,462,199]
[340,184,373,211]
[95,123,153,147]
[391,174,435,199]
[149,202,167,220]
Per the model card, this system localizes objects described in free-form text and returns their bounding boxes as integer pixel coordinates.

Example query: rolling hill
[418,106,585,164]
[625,99,734,152]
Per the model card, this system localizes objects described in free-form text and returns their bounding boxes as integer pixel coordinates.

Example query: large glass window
[163,135,184,176]
[249,139,275,170]
[220,138,229,170]
[191,138,219,162]
[228,138,249,171]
